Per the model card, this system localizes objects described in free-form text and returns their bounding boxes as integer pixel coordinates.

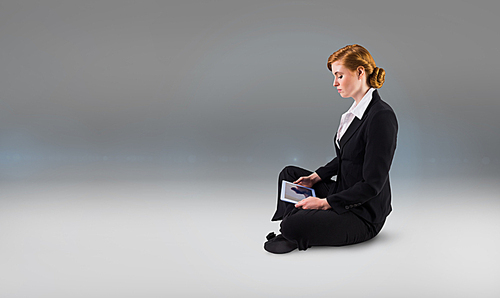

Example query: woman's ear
[357,66,365,79]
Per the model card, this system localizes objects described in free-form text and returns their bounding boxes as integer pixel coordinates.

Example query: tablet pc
[280,181,316,204]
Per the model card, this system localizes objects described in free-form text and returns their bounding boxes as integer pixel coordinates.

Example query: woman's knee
[279,165,294,177]
[279,165,300,180]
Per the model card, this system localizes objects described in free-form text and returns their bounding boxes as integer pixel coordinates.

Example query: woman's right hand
[293,172,321,188]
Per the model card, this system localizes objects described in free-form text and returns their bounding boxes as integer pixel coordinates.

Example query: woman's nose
[333,79,339,87]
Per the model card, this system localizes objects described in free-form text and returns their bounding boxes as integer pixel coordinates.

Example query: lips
[337,89,342,93]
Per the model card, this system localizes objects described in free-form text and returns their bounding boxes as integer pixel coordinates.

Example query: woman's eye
[338,75,343,79]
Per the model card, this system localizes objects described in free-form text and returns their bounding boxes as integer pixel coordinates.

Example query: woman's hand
[295,197,331,210]
[293,172,321,188]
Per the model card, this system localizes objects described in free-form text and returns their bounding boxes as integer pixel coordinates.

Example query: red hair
[327,44,385,88]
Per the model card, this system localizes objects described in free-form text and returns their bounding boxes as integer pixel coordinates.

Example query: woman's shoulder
[365,92,398,129]
[370,91,396,115]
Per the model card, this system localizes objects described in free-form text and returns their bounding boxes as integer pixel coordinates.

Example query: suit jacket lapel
[339,117,363,150]
[338,90,380,151]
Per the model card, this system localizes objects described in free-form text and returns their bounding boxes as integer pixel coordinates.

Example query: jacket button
[345,206,349,209]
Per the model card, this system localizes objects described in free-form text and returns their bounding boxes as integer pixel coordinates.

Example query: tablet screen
[280,181,316,204]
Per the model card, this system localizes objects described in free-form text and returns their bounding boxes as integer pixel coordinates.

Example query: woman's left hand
[295,197,331,210]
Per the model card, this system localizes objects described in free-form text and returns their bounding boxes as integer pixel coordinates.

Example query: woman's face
[330,61,363,99]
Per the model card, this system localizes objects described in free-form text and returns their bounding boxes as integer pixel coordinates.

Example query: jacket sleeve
[326,109,398,214]
[315,157,338,181]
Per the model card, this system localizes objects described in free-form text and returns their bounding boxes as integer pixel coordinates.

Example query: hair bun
[369,67,385,88]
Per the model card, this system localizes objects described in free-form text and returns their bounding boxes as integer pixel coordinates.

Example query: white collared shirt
[335,88,376,148]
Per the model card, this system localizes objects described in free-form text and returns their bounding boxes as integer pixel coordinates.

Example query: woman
[264,44,398,254]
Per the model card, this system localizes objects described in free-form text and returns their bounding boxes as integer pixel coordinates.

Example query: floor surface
[0,177,499,297]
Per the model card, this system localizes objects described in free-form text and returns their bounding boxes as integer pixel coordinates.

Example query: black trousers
[272,165,385,251]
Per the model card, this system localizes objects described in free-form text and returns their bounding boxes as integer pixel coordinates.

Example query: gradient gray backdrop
[1,1,499,297]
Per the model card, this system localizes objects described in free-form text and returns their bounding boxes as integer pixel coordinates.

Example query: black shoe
[266,232,277,240]
[264,232,297,254]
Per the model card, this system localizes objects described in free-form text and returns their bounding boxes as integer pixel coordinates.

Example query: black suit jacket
[315,90,398,223]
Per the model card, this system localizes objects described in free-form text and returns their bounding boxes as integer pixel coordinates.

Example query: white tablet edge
[280,180,316,204]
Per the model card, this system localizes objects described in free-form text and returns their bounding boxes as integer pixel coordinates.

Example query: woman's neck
[353,85,371,105]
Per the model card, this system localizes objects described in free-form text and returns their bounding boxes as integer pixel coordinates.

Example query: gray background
[0,0,499,297]
[1,0,499,181]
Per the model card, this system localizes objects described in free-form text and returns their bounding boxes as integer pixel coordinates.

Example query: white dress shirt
[335,88,376,148]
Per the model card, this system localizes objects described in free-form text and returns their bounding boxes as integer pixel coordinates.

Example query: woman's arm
[293,172,321,188]
[326,109,398,214]
[295,196,331,210]
[293,173,330,210]
[315,157,339,181]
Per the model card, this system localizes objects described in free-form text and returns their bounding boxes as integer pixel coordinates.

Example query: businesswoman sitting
[264,44,398,254]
